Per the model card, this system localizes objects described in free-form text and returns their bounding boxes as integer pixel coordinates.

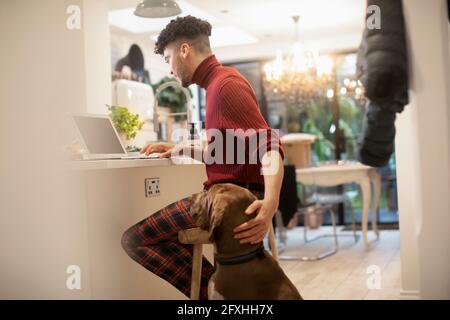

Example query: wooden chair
[178,224,278,300]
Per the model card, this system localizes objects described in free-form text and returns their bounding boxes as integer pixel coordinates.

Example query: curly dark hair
[154,15,212,55]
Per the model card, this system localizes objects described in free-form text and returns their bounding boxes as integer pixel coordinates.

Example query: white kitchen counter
[68,156,202,171]
[67,156,209,299]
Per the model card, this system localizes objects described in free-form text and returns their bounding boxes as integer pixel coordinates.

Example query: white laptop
[73,114,160,160]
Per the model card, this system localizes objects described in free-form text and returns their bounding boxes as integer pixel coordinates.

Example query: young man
[121,15,284,300]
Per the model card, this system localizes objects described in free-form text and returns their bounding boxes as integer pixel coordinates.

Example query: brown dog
[190,183,303,300]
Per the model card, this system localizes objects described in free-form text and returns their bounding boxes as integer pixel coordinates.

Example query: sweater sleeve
[217,76,285,162]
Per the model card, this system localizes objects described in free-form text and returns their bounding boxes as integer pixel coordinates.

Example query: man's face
[163,42,191,88]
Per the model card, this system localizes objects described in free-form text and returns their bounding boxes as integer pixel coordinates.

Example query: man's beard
[180,77,190,88]
[175,57,191,88]
[179,69,191,88]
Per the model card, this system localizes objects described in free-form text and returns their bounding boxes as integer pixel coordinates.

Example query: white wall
[395,98,421,299]
[397,0,450,299]
[83,0,112,114]
[0,0,92,299]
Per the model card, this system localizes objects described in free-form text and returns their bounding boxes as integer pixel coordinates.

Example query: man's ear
[179,42,190,59]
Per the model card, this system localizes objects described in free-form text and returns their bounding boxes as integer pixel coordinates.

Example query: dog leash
[214,245,265,266]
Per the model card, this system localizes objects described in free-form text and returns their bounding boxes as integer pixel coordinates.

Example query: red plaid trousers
[121,189,263,300]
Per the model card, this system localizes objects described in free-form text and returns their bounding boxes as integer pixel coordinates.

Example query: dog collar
[214,246,265,266]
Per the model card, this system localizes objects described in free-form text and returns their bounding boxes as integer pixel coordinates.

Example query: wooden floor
[276,226,401,300]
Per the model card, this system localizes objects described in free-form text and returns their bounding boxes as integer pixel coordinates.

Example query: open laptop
[73,114,160,160]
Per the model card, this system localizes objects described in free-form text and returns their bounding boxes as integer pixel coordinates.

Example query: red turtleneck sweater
[191,55,284,189]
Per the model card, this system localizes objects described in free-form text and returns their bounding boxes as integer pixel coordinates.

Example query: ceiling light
[134,0,182,18]
[263,16,334,108]
[110,1,216,34]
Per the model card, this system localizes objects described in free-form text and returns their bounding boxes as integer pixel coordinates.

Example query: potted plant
[107,105,144,151]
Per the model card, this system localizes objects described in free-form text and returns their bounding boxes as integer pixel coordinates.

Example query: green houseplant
[107,105,144,141]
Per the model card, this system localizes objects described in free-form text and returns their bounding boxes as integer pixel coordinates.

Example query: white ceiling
[109,1,259,48]
[107,0,366,60]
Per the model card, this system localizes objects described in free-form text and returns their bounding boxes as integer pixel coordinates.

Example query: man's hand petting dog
[233,198,278,244]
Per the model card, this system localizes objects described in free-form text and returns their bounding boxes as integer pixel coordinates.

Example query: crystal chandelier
[263,16,334,108]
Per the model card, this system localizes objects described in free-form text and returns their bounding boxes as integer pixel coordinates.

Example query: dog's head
[190,184,258,242]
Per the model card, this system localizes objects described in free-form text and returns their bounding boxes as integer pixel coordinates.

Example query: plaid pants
[121,189,263,300]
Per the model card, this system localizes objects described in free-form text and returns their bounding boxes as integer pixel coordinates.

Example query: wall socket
[145,178,160,198]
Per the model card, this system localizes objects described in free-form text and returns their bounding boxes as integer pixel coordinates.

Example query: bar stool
[178,224,278,300]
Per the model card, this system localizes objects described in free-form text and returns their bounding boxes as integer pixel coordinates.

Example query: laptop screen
[74,115,125,155]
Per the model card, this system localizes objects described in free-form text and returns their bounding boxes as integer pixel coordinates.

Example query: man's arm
[233,150,284,244]
[262,150,284,207]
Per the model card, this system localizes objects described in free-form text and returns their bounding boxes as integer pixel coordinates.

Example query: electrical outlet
[145,178,160,198]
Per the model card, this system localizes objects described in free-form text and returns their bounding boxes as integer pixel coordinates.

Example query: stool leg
[191,243,203,300]
[329,207,339,249]
[274,210,287,245]
[268,224,279,261]
[303,208,309,243]
[350,203,358,243]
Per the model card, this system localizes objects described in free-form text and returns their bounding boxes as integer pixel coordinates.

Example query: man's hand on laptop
[141,142,203,161]
[140,143,174,158]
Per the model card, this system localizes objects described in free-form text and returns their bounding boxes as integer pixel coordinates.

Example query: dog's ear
[189,192,212,230]
[208,195,227,242]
